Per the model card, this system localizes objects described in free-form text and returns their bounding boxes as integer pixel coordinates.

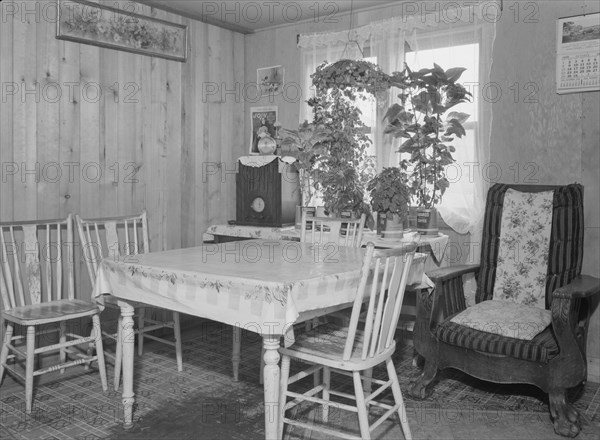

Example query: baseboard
[588,357,600,383]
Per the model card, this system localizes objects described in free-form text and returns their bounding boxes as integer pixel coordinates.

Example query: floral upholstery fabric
[450,300,551,340]
[492,189,554,309]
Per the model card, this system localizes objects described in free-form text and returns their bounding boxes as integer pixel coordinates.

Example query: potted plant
[383,63,471,234]
[279,121,332,226]
[367,167,410,238]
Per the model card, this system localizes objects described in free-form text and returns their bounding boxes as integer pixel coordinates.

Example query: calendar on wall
[556,13,600,94]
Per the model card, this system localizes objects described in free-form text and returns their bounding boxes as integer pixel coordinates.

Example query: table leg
[262,336,280,440]
[118,301,136,430]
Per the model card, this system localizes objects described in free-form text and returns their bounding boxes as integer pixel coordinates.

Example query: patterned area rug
[0,323,598,440]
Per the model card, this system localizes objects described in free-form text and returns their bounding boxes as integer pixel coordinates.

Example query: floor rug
[1,324,598,439]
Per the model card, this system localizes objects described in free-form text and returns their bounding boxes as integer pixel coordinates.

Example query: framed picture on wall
[249,106,278,155]
[556,12,599,94]
[56,0,188,62]
[257,65,284,96]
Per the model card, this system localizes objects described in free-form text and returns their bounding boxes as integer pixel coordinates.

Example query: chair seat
[436,318,559,363]
[2,299,100,325]
[279,323,394,371]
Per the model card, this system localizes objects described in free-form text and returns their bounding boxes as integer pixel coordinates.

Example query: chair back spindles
[76,212,149,285]
[300,211,366,248]
[0,216,74,310]
[342,243,416,362]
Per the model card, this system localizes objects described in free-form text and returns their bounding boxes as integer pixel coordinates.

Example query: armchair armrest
[417,264,481,332]
[427,264,480,283]
[550,275,600,378]
[552,275,600,300]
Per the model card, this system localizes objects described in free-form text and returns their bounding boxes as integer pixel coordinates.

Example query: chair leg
[92,315,108,392]
[114,315,123,391]
[59,321,67,373]
[409,357,438,399]
[386,358,412,440]
[137,307,145,356]
[25,326,35,414]
[0,323,14,385]
[322,366,331,423]
[259,346,265,385]
[278,354,291,440]
[353,370,371,440]
[363,367,373,394]
[232,326,241,382]
[549,388,581,437]
[173,312,183,372]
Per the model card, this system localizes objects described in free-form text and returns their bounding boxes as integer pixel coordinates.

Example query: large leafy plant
[384,64,471,208]
[279,121,332,206]
[308,61,376,217]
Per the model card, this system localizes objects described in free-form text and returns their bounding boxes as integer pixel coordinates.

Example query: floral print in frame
[56,0,187,62]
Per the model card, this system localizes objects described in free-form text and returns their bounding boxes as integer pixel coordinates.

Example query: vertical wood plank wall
[0,2,244,299]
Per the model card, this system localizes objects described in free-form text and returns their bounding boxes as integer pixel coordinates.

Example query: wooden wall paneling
[192,22,210,246]
[230,33,245,219]
[0,5,14,222]
[58,39,81,219]
[36,14,60,220]
[148,8,168,251]
[180,18,197,247]
[78,43,101,219]
[12,9,38,221]
[100,47,119,218]
[116,49,137,217]
[165,12,183,250]
[206,26,224,228]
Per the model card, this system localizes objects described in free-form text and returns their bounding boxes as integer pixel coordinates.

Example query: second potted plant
[367,167,410,239]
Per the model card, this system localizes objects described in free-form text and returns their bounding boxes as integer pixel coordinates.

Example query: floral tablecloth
[204,225,449,263]
[92,240,431,345]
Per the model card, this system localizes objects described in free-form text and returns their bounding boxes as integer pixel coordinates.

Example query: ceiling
[139,0,397,34]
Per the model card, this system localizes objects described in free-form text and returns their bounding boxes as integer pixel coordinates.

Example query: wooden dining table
[92,238,423,439]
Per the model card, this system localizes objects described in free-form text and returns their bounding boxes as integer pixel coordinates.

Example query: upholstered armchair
[411,183,600,437]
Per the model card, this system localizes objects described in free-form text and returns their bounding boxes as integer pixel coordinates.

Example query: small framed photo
[257,65,284,96]
[249,106,278,155]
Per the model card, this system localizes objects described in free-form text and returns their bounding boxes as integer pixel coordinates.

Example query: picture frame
[555,12,599,94]
[56,0,188,62]
[257,65,284,96]
[249,106,278,155]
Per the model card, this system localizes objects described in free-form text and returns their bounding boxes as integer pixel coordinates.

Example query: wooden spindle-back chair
[278,242,417,440]
[300,212,366,248]
[75,212,182,390]
[0,215,108,413]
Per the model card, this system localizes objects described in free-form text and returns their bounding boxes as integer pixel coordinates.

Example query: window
[404,39,480,212]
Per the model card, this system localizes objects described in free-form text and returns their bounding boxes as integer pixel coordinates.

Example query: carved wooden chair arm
[424,264,479,329]
[550,275,600,372]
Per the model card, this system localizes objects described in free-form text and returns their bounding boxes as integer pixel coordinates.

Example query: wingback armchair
[411,183,600,437]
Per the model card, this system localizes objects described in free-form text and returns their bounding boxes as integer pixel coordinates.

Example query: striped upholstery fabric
[440,184,583,362]
[436,319,559,362]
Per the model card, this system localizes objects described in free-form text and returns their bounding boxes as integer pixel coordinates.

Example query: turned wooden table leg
[118,301,136,430]
[262,335,281,440]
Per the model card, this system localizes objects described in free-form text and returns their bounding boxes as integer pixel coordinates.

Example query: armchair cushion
[450,300,551,340]
[492,188,555,308]
[437,314,558,363]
